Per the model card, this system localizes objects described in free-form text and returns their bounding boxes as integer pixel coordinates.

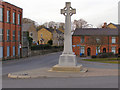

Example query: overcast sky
[3,0,120,26]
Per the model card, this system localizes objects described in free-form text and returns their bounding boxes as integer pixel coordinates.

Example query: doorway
[87,48,91,56]
[103,48,106,53]
[119,48,120,54]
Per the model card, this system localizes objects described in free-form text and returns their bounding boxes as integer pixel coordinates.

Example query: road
[2,52,118,88]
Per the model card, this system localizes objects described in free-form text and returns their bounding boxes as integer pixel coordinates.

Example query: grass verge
[82,58,120,64]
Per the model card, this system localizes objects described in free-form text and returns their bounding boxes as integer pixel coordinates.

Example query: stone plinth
[59,54,77,66]
[52,64,83,72]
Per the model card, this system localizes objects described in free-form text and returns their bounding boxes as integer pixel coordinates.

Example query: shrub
[98,52,115,58]
[91,55,97,58]
[31,44,52,50]
[80,53,86,57]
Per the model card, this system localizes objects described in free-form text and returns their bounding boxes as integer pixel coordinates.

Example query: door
[119,48,120,54]
[87,48,91,56]
[103,48,106,53]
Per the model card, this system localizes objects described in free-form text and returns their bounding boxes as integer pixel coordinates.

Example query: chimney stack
[102,22,107,28]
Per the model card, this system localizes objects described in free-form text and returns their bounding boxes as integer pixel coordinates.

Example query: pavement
[7,66,118,79]
[2,52,119,88]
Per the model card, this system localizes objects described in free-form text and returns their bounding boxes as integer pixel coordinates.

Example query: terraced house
[72,24,119,56]
[0,0,22,60]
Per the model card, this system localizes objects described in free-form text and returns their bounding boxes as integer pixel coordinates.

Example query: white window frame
[112,37,116,44]
[111,47,116,54]
[13,12,15,24]
[80,46,85,54]
[7,46,10,57]
[0,8,3,22]
[7,10,10,23]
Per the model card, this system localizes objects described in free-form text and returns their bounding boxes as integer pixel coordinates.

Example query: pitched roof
[22,23,33,31]
[39,27,63,34]
[55,29,64,34]
[108,23,120,29]
[73,28,118,36]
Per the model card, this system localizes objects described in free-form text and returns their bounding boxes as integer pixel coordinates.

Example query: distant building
[0,1,22,60]
[52,27,64,46]
[37,27,64,46]
[22,23,38,43]
[72,28,119,56]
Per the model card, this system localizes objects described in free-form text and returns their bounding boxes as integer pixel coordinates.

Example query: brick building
[72,28,119,56]
[0,1,22,60]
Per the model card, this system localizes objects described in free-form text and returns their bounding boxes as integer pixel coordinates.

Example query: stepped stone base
[51,64,83,72]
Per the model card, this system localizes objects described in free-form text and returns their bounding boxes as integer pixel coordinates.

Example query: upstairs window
[0,29,3,42]
[13,12,15,24]
[0,8,3,22]
[7,10,10,23]
[7,30,10,41]
[112,37,116,44]
[18,31,20,41]
[81,36,84,43]
[13,30,15,41]
[18,14,20,25]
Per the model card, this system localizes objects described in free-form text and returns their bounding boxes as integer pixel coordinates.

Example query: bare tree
[73,19,94,28]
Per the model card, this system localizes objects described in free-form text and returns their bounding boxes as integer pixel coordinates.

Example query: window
[7,46,10,57]
[112,37,116,44]
[7,10,10,23]
[41,34,42,37]
[18,45,20,56]
[18,31,20,41]
[96,46,100,54]
[80,46,85,54]
[18,14,20,25]
[13,46,15,56]
[13,12,15,24]
[13,30,15,41]
[30,32,33,37]
[0,46,3,58]
[0,8,3,22]
[96,38,100,43]
[0,29,3,42]
[7,30,10,41]
[81,36,84,43]
[112,47,116,54]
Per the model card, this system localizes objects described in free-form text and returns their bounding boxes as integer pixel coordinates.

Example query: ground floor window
[111,47,116,54]
[13,46,15,56]
[80,46,85,55]
[96,46,100,55]
[0,46,3,58]
[7,46,10,57]
[18,45,20,56]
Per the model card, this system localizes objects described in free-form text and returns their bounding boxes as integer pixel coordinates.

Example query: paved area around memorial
[2,52,119,88]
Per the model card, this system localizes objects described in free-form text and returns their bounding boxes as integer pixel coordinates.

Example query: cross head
[61,2,76,16]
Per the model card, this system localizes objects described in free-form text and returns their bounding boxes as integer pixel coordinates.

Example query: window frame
[80,46,85,54]
[0,8,3,22]
[81,36,85,43]
[7,30,10,41]
[112,37,116,44]
[13,12,16,24]
[7,10,10,23]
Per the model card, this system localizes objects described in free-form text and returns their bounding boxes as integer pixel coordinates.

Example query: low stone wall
[30,48,63,57]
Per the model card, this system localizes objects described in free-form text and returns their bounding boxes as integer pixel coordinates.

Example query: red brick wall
[0,1,22,60]
[72,35,119,56]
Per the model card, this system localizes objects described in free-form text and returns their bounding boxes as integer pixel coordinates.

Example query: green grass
[82,58,120,64]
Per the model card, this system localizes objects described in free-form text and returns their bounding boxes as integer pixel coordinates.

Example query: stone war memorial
[52,2,87,72]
